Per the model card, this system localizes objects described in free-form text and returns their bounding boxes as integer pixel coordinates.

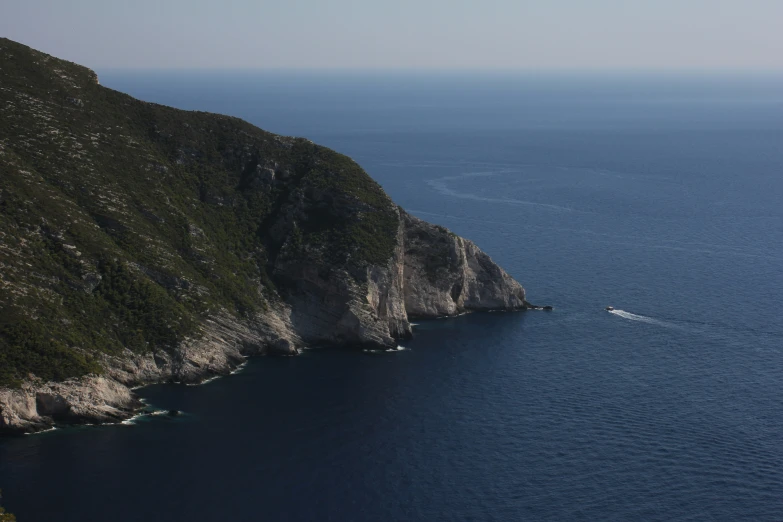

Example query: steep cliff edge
[402,212,526,317]
[0,39,534,434]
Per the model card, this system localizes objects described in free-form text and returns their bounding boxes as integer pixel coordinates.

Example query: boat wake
[425,173,576,212]
[608,309,677,329]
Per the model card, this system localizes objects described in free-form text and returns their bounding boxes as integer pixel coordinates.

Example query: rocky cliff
[0,38,532,434]
[402,212,526,317]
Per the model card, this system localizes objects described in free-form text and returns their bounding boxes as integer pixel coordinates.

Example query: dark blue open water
[2,72,783,521]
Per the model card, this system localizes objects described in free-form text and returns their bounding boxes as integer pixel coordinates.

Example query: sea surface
[2,71,783,521]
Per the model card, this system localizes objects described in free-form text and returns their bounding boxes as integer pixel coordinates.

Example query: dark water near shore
[2,72,783,521]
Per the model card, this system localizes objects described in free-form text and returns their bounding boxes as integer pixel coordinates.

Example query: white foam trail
[426,178,575,212]
[609,309,676,329]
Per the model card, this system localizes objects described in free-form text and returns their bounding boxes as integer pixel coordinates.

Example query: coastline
[1,307,550,436]
[0,41,536,436]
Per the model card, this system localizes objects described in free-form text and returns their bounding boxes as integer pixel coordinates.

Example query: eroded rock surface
[402,212,526,317]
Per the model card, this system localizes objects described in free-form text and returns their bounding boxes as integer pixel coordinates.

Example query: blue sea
[2,71,783,521]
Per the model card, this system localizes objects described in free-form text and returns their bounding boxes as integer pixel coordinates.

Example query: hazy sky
[2,0,781,70]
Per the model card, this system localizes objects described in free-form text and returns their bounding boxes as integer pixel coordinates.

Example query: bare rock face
[0,376,141,433]
[274,210,412,349]
[0,388,45,433]
[367,216,411,340]
[401,212,526,317]
[268,206,525,349]
[274,261,399,348]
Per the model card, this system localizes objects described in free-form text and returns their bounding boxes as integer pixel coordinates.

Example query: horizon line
[94,66,783,75]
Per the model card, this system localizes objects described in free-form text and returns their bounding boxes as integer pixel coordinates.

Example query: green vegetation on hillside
[0,38,399,386]
[0,490,16,522]
[0,506,15,521]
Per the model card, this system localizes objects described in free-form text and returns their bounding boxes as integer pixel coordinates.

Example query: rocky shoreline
[1,213,538,435]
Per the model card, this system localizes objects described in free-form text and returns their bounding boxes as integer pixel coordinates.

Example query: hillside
[0,38,530,433]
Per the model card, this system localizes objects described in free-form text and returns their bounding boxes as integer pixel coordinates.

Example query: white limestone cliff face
[272,207,413,349]
[0,376,140,434]
[401,212,526,317]
[1,211,529,434]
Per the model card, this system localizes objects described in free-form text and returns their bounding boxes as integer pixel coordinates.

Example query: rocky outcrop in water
[0,38,535,434]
